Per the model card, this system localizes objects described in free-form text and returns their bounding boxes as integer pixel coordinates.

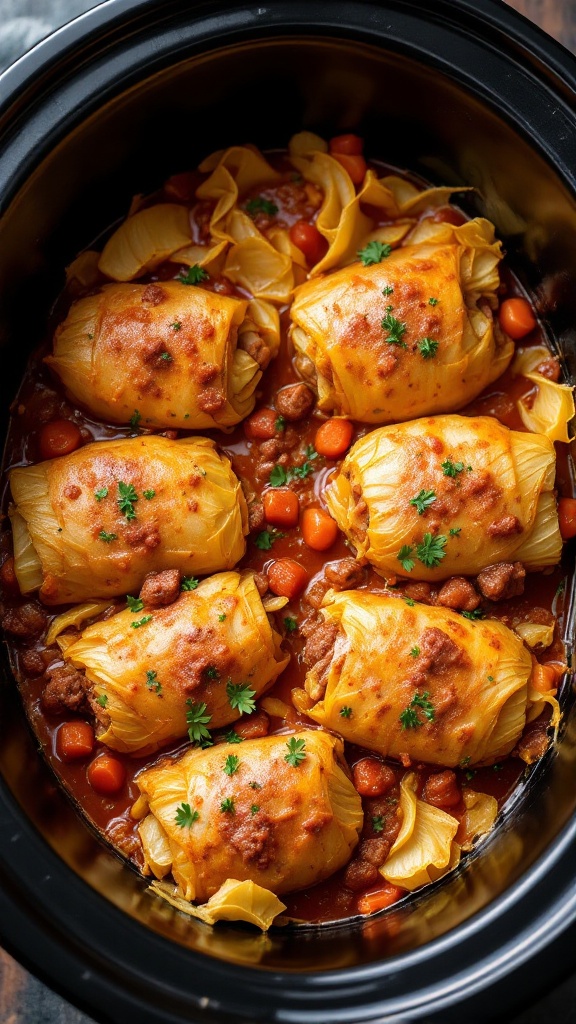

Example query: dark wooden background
[1,0,576,1020]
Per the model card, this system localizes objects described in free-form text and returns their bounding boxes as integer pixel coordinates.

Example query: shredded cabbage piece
[149,878,286,931]
[98,204,192,280]
[457,789,498,852]
[45,601,112,648]
[517,373,575,443]
[380,774,460,890]
[514,622,555,649]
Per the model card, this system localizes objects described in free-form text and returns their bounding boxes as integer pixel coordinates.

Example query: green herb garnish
[461,608,486,620]
[226,681,256,715]
[94,487,108,502]
[275,415,286,431]
[98,531,117,543]
[185,700,212,745]
[410,646,420,658]
[95,694,108,708]
[372,815,385,833]
[225,730,243,744]
[340,706,353,718]
[220,797,235,814]
[129,410,141,431]
[381,310,408,348]
[399,690,435,729]
[224,754,240,776]
[441,459,465,477]
[269,465,288,487]
[397,544,415,573]
[178,264,209,285]
[246,197,278,217]
[146,670,162,694]
[449,527,461,536]
[143,489,156,500]
[131,615,152,628]
[251,804,260,815]
[117,481,138,520]
[254,529,285,550]
[285,737,307,767]
[418,337,439,359]
[126,595,144,613]
[175,803,200,828]
[181,576,199,591]
[409,489,437,515]
[357,240,391,266]
[415,532,447,568]
[428,297,439,306]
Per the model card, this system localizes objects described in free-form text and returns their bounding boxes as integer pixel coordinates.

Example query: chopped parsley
[160,351,173,362]
[285,736,307,767]
[218,613,227,622]
[269,465,287,487]
[403,596,415,607]
[129,410,141,431]
[418,337,439,360]
[493,763,503,772]
[181,576,199,591]
[245,196,278,217]
[126,594,144,613]
[185,700,212,745]
[94,487,108,502]
[399,690,435,729]
[255,529,285,550]
[357,240,391,265]
[410,646,420,658]
[226,681,256,715]
[171,322,181,331]
[250,804,260,815]
[95,693,108,708]
[275,415,286,432]
[409,489,437,515]
[178,264,209,285]
[555,579,566,598]
[249,781,261,790]
[416,532,447,568]
[98,531,117,543]
[117,481,138,520]
[487,675,494,682]
[381,310,407,348]
[461,608,486,620]
[428,297,439,306]
[340,706,353,718]
[205,665,220,680]
[220,797,235,814]
[372,815,385,833]
[397,544,415,573]
[146,669,162,694]
[441,459,465,477]
[449,527,461,536]
[131,615,153,628]
[283,616,298,633]
[465,769,476,781]
[382,285,394,296]
[269,447,319,486]
[225,730,243,744]
[224,754,240,776]
[143,489,155,500]
[175,803,199,828]
[460,756,471,767]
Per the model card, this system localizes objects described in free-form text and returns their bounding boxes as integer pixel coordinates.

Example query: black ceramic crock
[1,2,576,1022]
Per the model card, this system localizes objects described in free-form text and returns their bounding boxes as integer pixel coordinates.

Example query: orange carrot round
[498,297,537,339]
[263,488,300,529]
[57,721,95,761]
[87,754,126,795]
[301,508,339,551]
[558,497,576,540]
[267,558,308,599]
[314,418,354,459]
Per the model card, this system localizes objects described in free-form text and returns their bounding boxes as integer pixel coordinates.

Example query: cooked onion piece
[326,415,561,580]
[302,590,558,767]
[379,774,461,890]
[132,730,363,902]
[46,282,279,430]
[98,204,192,281]
[61,571,289,755]
[148,878,286,931]
[510,344,574,442]
[8,435,247,605]
[289,218,512,422]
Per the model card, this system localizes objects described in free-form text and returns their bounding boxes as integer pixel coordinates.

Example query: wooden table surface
[1,0,576,1021]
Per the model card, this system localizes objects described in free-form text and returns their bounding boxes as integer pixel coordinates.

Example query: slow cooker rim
[1,1,576,1021]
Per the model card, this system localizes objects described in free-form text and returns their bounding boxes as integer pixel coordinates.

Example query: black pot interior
[0,17,575,1009]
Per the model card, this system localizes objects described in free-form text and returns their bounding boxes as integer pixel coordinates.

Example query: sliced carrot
[558,497,576,540]
[267,558,309,599]
[263,488,300,529]
[331,153,367,185]
[314,418,354,459]
[39,419,83,460]
[353,758,396,797]
[244,408,279,440]
[329,133,364,156]
[531,663,558,693]
[57,721,95,761]
[358,884,405,915]
[301,508,339,551]
[498,297,537,339]
[87,754,126,795]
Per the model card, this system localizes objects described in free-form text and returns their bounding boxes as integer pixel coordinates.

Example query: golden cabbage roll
[46,282,280,429]
[326,415,561,580]
[289,218,513,422]
[132,730,363,902]
[302,590,557,767]
[9,435,247,605]
[61,571,288,755]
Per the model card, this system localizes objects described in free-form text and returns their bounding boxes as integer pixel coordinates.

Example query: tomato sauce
[0,146,573,925]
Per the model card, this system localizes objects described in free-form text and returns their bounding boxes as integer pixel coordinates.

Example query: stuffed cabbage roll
[326,415,561,581]
[131,730,363,902]
[46,282,280,429]
[300,590,558,767]
[8,435,247,605]
[289,218,513,422]
[59,571,288,755]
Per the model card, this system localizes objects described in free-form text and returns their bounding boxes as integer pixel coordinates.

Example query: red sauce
[0,147,573,925]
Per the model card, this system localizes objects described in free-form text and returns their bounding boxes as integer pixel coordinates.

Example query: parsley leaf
[205,665,220,680]
[372,815,385,833]
[129,410,141,431]
[225,730,243,744]
[382,285,394,296]
[143,489,155,500]
[245,197,278,217]
[171,322,181,332]
[275,415,286,431]
[98,531,117,543]
[226,681,256,715]
[94,487,108,501]
[410,646,420,658]
[416,532,447,568]
[418,336,439,359]
[181,576,199,591]
[95,693,108,708]
[218,613,227,622]
[441,459,465,477]
[400,690,435,729]
[449,527,461,536]
[126,594,144,613]
[254,529,285,550]
[397,544,415,573]
[146,669,162,694]
[285,737,307,767]
[131,615,152,628]
[340,706,352,718]
[185,700,212,745]
[220,797,235,813]
[381,310,408,347]
[283,616,298,633]
[251,804,260,815]
[175,803,200,828]
[428,297,439,306]
[249,781,261,790]
[160,351,173,362]
[224,754,240,776]
[117,481,138,520]
[357,240,391,266]
[461,608,486,620]
[409,489,437,515]
[403,596,415,607]
[178,264,209,285]
[269,465,288,487]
